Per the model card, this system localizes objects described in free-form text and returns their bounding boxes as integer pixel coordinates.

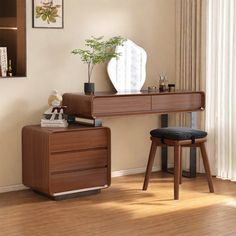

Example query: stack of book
[0,47,7,77]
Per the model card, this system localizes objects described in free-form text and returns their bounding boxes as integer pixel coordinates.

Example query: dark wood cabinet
[22,125,111,197]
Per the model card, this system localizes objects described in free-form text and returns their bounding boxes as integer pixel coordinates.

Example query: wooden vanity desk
[63,91,205,178]
[62,91,205,118]
[22,91,205,199]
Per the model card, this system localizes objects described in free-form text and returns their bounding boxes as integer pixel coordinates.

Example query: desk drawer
[93,96,151,116]
[50,129,109,152]
[50,149,108,173]
[152,93,203,112]
[50,168,108,193]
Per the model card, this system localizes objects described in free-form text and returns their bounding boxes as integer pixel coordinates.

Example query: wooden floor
[1,172,236,236]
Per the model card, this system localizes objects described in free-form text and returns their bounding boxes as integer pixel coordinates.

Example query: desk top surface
[65,90,205,98]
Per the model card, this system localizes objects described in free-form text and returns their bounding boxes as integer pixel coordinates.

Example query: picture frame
[32,0,64,29]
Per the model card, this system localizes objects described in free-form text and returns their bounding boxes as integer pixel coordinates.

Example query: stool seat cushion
[150,127,207,140]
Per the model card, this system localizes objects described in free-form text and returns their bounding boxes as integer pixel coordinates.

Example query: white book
[0,47,7,77]
[41,118,66,124]
[41,119,68,128]
[41,123,68,128]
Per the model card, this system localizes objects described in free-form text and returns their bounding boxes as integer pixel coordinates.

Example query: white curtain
[206,0,236,180]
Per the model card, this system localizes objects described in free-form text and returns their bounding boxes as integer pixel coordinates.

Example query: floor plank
[1,172,236,236]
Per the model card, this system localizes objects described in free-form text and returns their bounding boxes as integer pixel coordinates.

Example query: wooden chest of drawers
[22,125,111,197]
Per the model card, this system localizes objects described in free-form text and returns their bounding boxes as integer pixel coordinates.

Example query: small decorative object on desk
[159,74,167,92]
[41,90,68,127]
[168,84,175,92]
[148,86,157,92]
[71,36,126,95]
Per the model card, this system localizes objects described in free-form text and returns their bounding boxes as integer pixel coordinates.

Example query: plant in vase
[71,36,126,94]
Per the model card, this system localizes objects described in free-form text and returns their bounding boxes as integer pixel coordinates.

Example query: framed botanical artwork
[32,0,64,28]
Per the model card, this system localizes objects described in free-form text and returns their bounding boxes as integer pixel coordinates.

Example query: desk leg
[189,112,197,177]
[161,114,168,171]
[182,112,197,178]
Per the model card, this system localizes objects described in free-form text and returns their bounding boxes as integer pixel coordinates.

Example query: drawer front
[50,168,108,193]
[50,128,109,152]
[152,93,203,112]
[93,96,151,116]
[50,149,108,173]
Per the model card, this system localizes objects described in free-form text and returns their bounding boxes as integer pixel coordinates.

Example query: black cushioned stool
[143,127,214,200]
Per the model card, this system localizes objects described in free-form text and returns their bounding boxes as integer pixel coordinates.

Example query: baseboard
[111,166,161,178]
[0,166,161,194]
[0,184,28,193]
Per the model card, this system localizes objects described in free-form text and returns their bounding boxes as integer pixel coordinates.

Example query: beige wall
[0,0,176,188]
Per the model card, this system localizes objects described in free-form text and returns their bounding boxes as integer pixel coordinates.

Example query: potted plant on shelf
[71,36,126,94]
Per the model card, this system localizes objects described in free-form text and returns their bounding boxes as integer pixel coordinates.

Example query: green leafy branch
[71,36,126,83]
[35,4,61,24]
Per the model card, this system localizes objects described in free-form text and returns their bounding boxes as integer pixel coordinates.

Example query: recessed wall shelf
[0,27,18,30]
[0,0,26,77]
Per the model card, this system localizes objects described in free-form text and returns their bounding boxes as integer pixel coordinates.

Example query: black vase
[84,82,95,95]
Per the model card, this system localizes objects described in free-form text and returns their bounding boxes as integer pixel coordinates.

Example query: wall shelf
[0,0,26,77]
[0,27,17,30]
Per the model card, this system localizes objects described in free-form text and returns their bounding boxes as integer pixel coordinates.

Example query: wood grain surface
[22,125,111,196]
[63,91,205,118]
[1,173,236,236]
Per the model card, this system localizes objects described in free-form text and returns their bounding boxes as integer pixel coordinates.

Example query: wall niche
[0,0,26,77]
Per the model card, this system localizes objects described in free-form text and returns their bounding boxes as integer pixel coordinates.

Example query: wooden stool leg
[143,141,158,190]
[200,142,214,193]
[174,145,181,200]
[179,147,182,185]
